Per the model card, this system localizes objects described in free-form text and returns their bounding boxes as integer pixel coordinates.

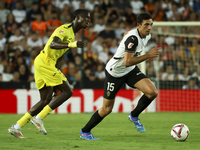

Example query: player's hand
[77,41,86,48]
[147,47,160,58]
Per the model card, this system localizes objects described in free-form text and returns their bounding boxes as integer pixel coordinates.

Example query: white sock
[14,123,21,130]
[36,115,43,121]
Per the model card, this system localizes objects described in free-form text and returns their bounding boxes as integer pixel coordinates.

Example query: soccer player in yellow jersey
[8,9,91,138]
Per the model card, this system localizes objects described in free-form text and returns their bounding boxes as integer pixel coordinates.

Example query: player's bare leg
[48,80,73,110]
[8,86,54,138]
[98,98,115,117]
[80,98,115,140]
[134,78,158,100]
[31,80,73,134]
[128,78,158,132]
[28,86,55,134]
[29,86,54,116]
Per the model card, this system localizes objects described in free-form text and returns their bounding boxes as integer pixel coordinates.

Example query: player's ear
[76,15,80,20]
[77,15,83,22]
[74,15,79,22]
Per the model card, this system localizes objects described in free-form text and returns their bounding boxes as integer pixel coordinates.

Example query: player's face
[138,19,153,38]
[78,12,91,29]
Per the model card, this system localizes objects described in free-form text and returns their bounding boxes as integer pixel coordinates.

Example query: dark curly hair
[73,9,90,20]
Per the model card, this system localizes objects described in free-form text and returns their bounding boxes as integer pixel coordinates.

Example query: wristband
[68,41,77,48]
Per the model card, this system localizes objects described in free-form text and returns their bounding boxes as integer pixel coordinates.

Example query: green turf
[0,112,200,150]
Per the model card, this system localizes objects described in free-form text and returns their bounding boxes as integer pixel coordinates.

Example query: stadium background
[0,0,200,113]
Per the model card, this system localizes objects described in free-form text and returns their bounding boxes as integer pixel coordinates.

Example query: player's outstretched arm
[124,47,160,67]
[50,36,85,49]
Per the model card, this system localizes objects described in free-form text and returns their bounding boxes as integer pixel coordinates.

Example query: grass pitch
[0,112,200,150]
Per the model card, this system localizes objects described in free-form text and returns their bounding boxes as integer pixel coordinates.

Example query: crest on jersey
[128,43,134,49]
[59,30,65,34]
[107,91,110,97]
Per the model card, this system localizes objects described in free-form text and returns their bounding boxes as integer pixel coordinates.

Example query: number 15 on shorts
[107,82,115,91]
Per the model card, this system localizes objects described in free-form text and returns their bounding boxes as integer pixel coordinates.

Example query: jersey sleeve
[124,35,138,53]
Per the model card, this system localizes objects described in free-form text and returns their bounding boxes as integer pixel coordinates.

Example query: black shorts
[103,66,147,99]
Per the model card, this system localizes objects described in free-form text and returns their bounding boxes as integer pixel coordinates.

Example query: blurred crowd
[0,0,200,89]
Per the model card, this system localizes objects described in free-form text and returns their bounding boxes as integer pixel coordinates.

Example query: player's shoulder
[125,35,138,44]
[56,23,72,31]
[54,23,73,35]
[124,30,139,45]
[63,23,73,29]
[126,28,151,42]
[124,29,139,40]
[127,28,138,35]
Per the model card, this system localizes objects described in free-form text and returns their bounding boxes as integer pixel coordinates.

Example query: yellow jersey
[42,23,75,62]
[34,23,75,89]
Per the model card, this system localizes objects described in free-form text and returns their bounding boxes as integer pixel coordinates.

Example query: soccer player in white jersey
[80,13,160,140]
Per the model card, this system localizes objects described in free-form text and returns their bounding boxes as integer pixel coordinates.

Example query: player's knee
[63,88,73,98]
[148,89,158,100]
[103,107,112,115]
[68,88,73,97]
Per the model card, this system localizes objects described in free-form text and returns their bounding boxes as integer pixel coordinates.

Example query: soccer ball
[171,123,189,141]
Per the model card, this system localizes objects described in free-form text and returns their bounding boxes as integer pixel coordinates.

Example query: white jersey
[106,28,151,77]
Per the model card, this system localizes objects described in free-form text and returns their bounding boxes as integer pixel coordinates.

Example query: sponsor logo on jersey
[59,30,65,34]
[128,43,134,49]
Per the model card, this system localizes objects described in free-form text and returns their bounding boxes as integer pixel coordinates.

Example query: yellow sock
[38,105,52,120]
[17,112,32,128]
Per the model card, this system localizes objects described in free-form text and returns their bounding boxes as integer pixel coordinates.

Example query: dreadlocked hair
[73,9,90,20]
